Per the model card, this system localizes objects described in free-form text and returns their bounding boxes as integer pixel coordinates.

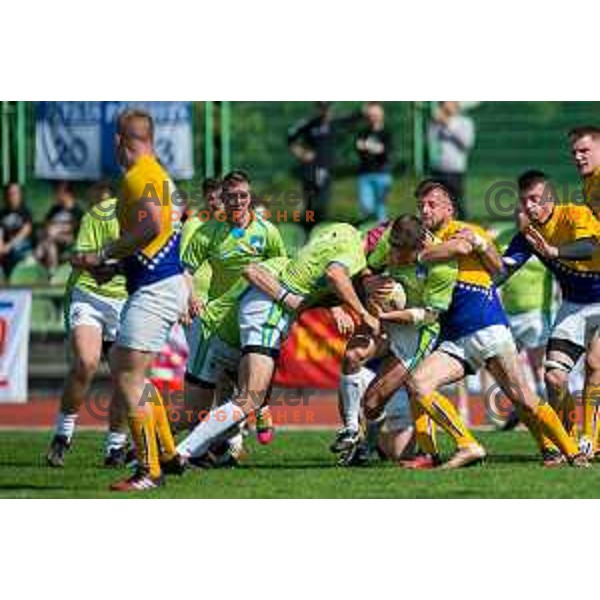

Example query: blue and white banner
[0,290,31,404]
[35,101,194,181]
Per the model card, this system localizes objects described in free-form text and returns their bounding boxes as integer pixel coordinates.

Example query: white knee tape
[544,359,573,374]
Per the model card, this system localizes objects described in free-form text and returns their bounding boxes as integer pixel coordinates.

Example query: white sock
[177,401,247,458]
[55,412,78,442]
[340,368,375,431]
[105,431,128,453]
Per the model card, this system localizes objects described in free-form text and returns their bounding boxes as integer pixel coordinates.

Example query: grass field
[2,429,600,498]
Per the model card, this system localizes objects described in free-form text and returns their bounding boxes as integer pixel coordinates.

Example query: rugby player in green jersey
[46,184,130,467]
[181,171,286,438]
[336,216,459,468]
[177,223,377,460]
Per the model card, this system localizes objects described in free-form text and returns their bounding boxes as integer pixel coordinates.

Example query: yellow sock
[410,397,438,456]
[148,383,177,461]
[128,406,161,479]
[583,382,600,449]
[515,405,556,453]
[562,391,578,441]
[535,403,578,458]
[419,391,477,449]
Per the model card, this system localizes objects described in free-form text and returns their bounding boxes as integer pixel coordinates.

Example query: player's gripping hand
[363,274,395,304]
[180,295,204,326]
[188,295,204,319]
[282,292,305,313]
[331,306,355,337]
[523,226,559,259]
[361,310,380,337]
[90,262,119,285]
[71,252,102,271]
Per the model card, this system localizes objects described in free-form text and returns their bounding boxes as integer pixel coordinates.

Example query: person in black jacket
[288,102,362,229]
[355,102,393,222]
[0,182,33,277]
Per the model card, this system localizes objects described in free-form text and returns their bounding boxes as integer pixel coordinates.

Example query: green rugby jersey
[66,197,127,300]
[279,223,367,303]
[181,217,213,302]
[367,226,458,312]
[203,257,291,348]
[182,214,287,300]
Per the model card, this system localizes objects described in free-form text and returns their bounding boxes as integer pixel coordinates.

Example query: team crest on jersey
[221,234,265,259]
[416,263,428,280]
[249,235,265,252]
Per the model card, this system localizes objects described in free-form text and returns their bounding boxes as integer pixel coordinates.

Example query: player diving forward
[337,214,459,468]
[176,223,377,460]
[397,180,587,469]
[498,170,600,461]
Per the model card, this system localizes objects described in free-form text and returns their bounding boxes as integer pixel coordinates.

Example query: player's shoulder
[555,202,600,236]
[187,216,220,244]
[84,196,119,228]
[448,219,486,237]
[126,155,167,187]
[560,201,596,221]
[252,214,280,236]
[323,222,361,241]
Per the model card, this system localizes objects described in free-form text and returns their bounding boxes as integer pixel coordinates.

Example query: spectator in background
[355,102,393,222]
[427,101,475,219]
[0,182,34,277]
[288,102,362,228]
[35,181,83,271]
[203,177,224,214]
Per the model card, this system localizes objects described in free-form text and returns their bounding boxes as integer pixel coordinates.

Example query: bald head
[118,110,154,143]
[115,109,155,168]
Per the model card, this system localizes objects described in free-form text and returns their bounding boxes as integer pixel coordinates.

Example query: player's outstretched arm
[418,237,473,262]
[244,263,305,312]
[326,264,379,334]
[379,308,438,326]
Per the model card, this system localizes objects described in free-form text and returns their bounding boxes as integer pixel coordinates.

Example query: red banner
[273,308,348,389]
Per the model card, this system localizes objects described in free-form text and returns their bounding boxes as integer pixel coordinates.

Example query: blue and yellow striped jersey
[503,204,600,304]
[119,154,182,293]
[436,220,508,341]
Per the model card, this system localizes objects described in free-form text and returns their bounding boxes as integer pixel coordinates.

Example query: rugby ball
[377,281,407,312]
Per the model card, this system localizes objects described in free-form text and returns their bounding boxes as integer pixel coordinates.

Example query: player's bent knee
[410,371,433,398]
[363,396,383,421]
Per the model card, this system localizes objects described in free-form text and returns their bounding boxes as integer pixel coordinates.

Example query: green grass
[2,429,600,498]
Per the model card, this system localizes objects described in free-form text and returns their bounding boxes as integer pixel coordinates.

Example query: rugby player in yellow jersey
[46,184,130,468]
[501,170,600,460]
[76,110,190,491]
[570,126,600,218]
[406,180,586,469]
